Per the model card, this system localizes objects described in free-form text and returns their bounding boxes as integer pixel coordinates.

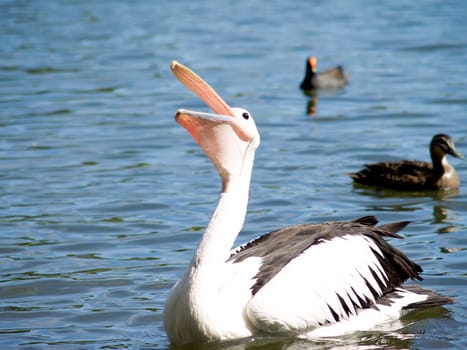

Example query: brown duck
[349,134,463,191]
[300,56,349,90]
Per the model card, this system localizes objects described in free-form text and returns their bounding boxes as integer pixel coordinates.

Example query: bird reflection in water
[432,205,460,234]
[306,93,319,116]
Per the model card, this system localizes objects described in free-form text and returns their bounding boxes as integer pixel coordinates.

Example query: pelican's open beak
[170,61,252,143]
[171,61,234,117]
[171,61,258,183]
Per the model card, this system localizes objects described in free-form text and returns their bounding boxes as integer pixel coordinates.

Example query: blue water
[1,0,467,349]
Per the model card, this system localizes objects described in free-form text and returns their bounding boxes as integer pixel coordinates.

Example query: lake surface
[1,0,467,349]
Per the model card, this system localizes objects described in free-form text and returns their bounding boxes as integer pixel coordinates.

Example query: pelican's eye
[242,112,250,120]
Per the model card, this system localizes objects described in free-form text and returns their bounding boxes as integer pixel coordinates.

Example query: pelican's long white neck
[192,151,255,268]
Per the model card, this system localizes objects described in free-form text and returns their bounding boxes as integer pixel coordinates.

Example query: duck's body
[300,56,349,90]
[349,134,463,191]
[164,61,453,347]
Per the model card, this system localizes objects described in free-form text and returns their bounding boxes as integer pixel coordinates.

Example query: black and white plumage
[164,61,453,347]
[229,216,417,299]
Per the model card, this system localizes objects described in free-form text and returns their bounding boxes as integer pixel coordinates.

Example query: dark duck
[349,134,463,191]
[300,56,349,90]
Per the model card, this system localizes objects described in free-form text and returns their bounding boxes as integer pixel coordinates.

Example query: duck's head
[430,134,463,161]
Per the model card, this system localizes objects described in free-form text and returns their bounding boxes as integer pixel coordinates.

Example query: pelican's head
[171,61,260,191]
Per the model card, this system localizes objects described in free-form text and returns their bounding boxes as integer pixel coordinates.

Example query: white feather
[305,288,428,338]
[245,235,389,333]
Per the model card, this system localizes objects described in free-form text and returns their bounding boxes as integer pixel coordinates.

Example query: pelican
[164,61,453,346]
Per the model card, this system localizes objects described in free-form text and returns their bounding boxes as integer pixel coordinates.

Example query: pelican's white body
[164,217,429,345]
